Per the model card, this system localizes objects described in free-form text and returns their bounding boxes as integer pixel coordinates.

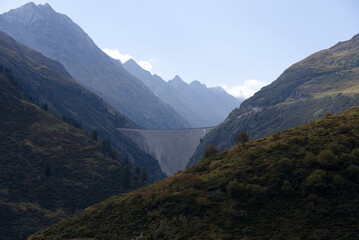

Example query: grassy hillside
[0,31,165,182]
[0,71,147,240]
[29,107,359,239]
[189,33,359,166]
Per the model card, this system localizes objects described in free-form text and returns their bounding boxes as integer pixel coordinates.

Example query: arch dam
[117,127,215,176]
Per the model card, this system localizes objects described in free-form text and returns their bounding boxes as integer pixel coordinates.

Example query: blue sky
[1,0,359,98]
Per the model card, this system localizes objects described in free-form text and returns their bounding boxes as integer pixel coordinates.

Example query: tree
[42,103,48,111]
[203,145,219,158]
[236,131,249,146]
[92,130,98,140]
[140,167,148,183]
[123,155,130,166]
[101,139,112,154]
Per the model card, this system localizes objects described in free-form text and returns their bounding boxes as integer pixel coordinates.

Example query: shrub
[281,180,294,196]
[278,158,294,172]
[340,153,356,166]
[226,180,248,198]
[305,169,327,194]
[327,142,340,155]
[203,145,219,158]
[303,153,317,167]
[317,150,338,169]
[350,149,359,164]
[337,123,351,134]
[346,164,359,183]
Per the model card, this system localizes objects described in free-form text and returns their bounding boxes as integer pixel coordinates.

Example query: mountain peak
[172,75,181,80]
[22,2,36,9]
[168,75,188,88]
[124,58,139,66]
[190,80,207,89]
[39,3,55,12]
[3,2,56,24]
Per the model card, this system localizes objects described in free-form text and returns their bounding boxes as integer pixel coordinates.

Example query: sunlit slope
[189,33,359,166]
[30,107,359,240]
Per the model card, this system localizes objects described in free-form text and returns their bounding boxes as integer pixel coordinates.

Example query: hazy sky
[1,0,359,98]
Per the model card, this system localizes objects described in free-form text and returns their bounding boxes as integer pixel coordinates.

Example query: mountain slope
[29,107,359,239]
[189,33,359,166]
[0,70,144,240]
[0,2,191,129]
[0,31,165,182]
[123,59,241,127]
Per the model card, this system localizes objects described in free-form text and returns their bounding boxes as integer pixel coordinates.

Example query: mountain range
[189,33,359,166]
[0,31,165,183]
[1,2,359,239]
[0,2,191,129]
[123,59,241,127]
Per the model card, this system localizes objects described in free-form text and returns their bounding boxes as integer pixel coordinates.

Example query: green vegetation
[189,33,359,167]
[236,131,249,146]
[30,107,359,239]
[0,31,165,182]
[203,145,219,158]
[0,72,145,240]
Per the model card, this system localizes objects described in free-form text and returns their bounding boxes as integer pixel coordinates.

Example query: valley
[0,1,358,239]
[118,127,215,176]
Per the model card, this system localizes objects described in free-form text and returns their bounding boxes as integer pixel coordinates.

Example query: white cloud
[219,79,268,100]
[137,60,153,72]
[102,48,153,72]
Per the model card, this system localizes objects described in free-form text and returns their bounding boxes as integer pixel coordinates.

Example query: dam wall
[118,127,214,176]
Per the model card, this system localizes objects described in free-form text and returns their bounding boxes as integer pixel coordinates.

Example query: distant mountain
[123,59,241,127]
[29,107,359,239]
[0,69,145,240]
[0,31,165,182]
[0,2,191,129]
[189,33,359,166]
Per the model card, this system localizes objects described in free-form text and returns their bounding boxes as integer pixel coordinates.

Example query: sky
[1,0,359,99]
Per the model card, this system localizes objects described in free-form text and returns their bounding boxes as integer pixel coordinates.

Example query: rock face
[118,127,214,176]
[189,33,359,167]
[0,2,191,129]
[123,59,241,127]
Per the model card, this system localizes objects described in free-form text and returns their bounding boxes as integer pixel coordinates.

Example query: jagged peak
[22,2,36,9]
[38,3,55,12]
[3,2,57,23]
[167,75,189,88]
[124,58,138,66]
[172,75,182,81]
[190,80,207,89]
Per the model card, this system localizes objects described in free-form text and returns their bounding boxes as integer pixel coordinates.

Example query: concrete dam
[118,127,215,176]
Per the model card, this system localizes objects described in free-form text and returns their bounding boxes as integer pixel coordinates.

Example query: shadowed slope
[0,71,144,240]
[0,31,166,183]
